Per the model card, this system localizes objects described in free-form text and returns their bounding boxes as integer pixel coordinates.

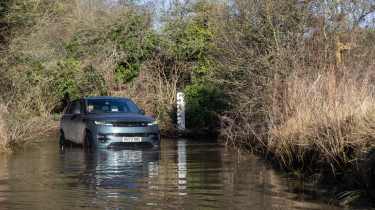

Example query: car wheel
[84,131,93,149]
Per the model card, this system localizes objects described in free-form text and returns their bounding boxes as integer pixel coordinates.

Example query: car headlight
[94,121,113,126]
[147,120,158,126]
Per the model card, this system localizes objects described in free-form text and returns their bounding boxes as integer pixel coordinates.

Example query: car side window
[65,101,80,114]
[72,101,81,114]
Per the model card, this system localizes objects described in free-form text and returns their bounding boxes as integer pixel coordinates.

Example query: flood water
[0,138,346,210]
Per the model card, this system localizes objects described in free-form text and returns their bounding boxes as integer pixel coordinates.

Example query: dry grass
[7,115,59,147]
[0,103,59,153]
[269,68,375,173]
[0,104,9,152]
[220,65,375,180]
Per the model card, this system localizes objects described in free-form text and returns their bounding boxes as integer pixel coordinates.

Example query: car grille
[110,133,158,137]
[111,121,148,127]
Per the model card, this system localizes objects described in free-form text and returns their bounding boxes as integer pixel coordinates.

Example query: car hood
[86,113,155,122]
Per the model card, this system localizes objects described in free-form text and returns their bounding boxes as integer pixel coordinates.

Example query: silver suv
[60,96,160,149]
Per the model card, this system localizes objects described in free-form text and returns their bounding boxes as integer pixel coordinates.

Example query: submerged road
[0,138,346,210]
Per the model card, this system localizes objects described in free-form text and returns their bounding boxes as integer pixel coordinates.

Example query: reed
[0,104,9,152]
[270,69,375,174]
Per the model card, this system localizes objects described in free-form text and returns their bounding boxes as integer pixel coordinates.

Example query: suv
[60,96,160,148]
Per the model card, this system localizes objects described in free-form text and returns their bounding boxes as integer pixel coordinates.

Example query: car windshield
[86,99,140,114]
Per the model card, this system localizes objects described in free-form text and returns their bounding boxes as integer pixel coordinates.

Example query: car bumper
[90,125,160,148]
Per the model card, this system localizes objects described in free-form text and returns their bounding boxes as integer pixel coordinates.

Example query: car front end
[81,97,161,149]
[88,118,160,149]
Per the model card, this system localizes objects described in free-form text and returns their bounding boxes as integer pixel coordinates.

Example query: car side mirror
[139,109,145,115]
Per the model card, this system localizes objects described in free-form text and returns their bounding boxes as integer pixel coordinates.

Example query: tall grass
[0,103,58,153]
[0,104,9,152]
[270,69,375,173]
[220,64,375,202]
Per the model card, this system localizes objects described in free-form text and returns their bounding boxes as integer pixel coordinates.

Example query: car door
[69,99,86,144]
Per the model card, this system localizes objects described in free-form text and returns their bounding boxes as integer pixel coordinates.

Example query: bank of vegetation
[0,0,375,205]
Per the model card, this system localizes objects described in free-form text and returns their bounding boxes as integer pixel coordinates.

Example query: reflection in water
[0,155,8,204]
[0,138,345,210]
[177,140,187,195]
[82,149,159,189]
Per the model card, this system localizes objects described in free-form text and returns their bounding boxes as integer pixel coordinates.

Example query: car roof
[84,96,130,100]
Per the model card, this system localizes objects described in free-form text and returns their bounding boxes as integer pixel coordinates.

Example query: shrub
[51,58,107,103]
[52,58,81,100]
[110,13,158,84]
[184,83,227,130]
[114,63,140,83]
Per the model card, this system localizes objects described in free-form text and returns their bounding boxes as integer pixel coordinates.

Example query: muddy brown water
[0,138,355,210]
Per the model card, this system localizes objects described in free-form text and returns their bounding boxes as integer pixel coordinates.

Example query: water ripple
[0,139,344,210]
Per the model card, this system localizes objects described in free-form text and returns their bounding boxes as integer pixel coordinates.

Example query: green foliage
[79,65,107,96]
[109,13,158,84]
[52,58,81,100]
[8,0,67,28]
[65,25,110,59]
[163,0,216,81]
[173,21,213,60]
[162,1,220,130]
[51,58,106,101]
[63,11,158,85]
[114,63,140,83]
[184,83,227,130]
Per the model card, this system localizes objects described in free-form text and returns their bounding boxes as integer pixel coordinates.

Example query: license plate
[122,137,142,142]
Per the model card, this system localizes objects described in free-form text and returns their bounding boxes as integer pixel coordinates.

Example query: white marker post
[177,92,186,131]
